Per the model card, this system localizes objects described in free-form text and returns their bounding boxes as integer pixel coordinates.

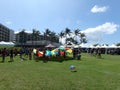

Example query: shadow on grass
[35,56,75,63]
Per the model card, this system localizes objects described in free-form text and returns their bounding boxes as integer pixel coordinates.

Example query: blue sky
[0,0,120,45]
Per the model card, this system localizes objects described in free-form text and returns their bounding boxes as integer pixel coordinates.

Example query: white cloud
[59,22,119,45]
[82,22,119,41]
[91,5,108,13]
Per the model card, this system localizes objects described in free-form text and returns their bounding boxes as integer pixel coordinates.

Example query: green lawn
[0,53,120,90]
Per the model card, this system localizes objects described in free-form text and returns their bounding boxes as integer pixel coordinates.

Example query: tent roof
[45,44,55,48]
[79,43,90,48]
[0,41,14,45]
[109,44,117,48]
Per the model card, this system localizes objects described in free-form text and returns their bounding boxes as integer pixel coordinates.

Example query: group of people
[0,47,32,62]
[72,48,81,60]
[0,48,15,62]
[0,47,68,62]
[89,48,102,58]
[0,47,82,63]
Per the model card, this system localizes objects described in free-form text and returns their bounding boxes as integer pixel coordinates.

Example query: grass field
[0,53,120,90]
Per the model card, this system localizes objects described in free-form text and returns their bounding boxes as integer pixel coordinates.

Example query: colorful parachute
[35,47,73,57]
[45,50,52,56]
[37,51,43,57]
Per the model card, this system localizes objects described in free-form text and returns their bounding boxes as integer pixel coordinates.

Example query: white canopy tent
[101,44,108,48]
[79,43,89,48]
[89,45,95,48]
[0,41,15,46]
[118,46,120,48]
[73,45,79,48]
[109,44,118,48]
[95,45,101,48]
[45,43,55,48]
[59,45,65,48]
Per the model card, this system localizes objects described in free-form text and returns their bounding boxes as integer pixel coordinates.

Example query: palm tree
[74,29,80,36]
[32,29,41,46]
[59,31,65,45]
[43,28,51,41]
[79,32,87,44]
[116,43,120,46]
[18,29,27,46]
[66,37,78,45]
[73,29,87,44]
[64,28,71,44]
[64,28,71,36]
[73,29,80,44]
[59,31,65,38]
[59,28,87,45]
[54,34,59,43]
[49,31,57,43]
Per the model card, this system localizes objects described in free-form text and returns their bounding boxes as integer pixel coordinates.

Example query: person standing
[97,48,102,58]
[1,48,7,62]
[14,48,18,57]
[19,48,25,61]
[77,48,81,60]
[72,48,76,59]
[8,48,14,62]
[28,48,32,60]
[63,51,66,58]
